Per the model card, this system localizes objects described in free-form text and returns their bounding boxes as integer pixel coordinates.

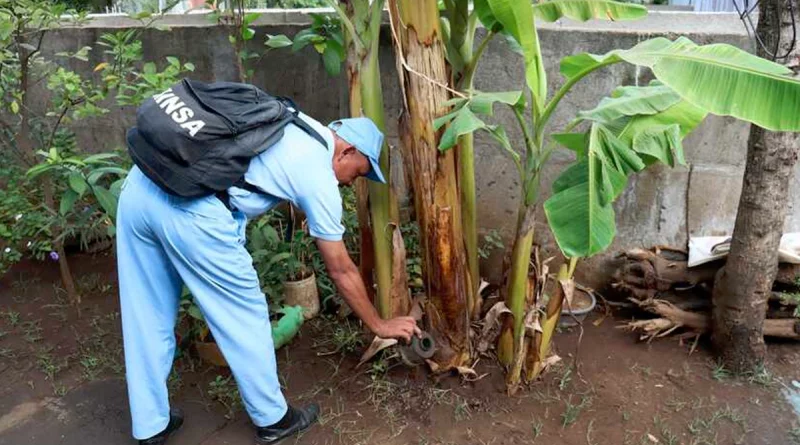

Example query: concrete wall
[39,10,800,286]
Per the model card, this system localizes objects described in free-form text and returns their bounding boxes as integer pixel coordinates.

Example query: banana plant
[265,2,407,319]
[436,0,800,393]
[328,0,409,319]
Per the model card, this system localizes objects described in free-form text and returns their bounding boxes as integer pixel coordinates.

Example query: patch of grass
[208,374,242,420]
[558,365,573,391]
[631,362,653,377]
[312,317,365,356]
[789,425,800,444]
[73,315,124,380]
[687,404,750,445]
[4,310,21,326]
[36,348,62,380]
[654,415,679,445]
[561,395,592,428]
[666,398,689,413]
[711,361,731,382]
[454,399,471,422]
[531,418,543,442]
[0,330,7,339]
[367,352,390,378]
[53,383,67,397]
[21,319,43,343]
[76,273,112,295]
[168,369,183,394]
[744,364,774,387]
[79,353,101,381]
[711,362,733,382]
[0,347,17,360]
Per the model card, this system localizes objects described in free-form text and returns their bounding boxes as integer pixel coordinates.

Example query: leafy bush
[0,1,193,297]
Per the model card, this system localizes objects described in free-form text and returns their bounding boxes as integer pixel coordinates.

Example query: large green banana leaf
[560,37,800,131]
[570,82,707,166]
[618,98,707,166]
[475,0,547,109]
[545,124,629,257]
[576,83,682,123]
[532,0,647,22]
[545,82,707,258]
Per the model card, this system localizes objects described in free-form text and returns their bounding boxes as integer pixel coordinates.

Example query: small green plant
[249,213,316,303]
[531,418,543,441]
[778,292,800,318]
[314,318,364,355]
[401,222,424,290]
[454,399,471,422]
[744,364,774,387]
[266,12,345,77]
[711,361,731,381]
[561,395,592,428]
[653,415,679,445]
[558,365,573,390]
[205,0,260,81]
[36,347,63,381]
[79,354,101,381]
[4,310,21,326]
[478,229,505,259]
[208,374,242,420]
[21,320,43,343]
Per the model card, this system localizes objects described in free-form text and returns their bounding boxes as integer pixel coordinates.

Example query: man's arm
[316,239,420,342]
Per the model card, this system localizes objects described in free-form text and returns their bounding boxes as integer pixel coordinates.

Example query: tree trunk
[16,31,80,305]
[342,0,408,319]
[345,60,376,305]
[389,0,471,369]
[712,0,800,373]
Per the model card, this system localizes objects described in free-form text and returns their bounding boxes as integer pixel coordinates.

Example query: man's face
[332,136,371,186]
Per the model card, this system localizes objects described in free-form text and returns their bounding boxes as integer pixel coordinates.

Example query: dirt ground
[1,253,800,445]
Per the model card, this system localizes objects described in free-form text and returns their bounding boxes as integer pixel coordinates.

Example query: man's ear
[342,145,358,158]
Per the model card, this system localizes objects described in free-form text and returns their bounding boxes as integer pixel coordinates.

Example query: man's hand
[318,239,421,341]
[372,316,421,343]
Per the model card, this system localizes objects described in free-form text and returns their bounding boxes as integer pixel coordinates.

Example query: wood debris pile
[609,247,800,343]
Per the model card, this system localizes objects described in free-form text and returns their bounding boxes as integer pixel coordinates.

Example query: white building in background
[694,0,743,12]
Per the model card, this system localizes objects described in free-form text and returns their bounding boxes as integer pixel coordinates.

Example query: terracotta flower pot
[283,272,319,320]
[195,339,228,367]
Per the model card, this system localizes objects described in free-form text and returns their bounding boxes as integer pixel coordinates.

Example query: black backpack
[126,78,327,198]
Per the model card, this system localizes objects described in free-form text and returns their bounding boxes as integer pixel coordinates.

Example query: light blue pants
[116,166,288,439]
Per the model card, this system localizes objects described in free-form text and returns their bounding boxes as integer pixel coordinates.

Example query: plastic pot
[283,272,319,320]
[559,290,596,328]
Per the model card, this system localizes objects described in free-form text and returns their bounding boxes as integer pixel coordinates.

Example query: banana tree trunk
[711,0,800,373]
[389,0,471,369]
[527,262,572,382]
[497,203,534,369]
[346,56,376,305]
[457,132,479,319]
[342,1,408,319]
[452,1,481,321]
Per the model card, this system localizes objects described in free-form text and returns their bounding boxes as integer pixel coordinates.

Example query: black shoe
[139,408,184,445]
[255,404,320,445]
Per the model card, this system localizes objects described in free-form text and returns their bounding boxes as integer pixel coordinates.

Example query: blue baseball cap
[328,117,386,184]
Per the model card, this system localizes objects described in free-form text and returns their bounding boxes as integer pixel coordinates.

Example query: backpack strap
[292,115,328,149]
[278,96,329,149]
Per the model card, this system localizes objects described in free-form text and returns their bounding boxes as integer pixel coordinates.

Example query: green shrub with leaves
[0,0,194,301]
[265,12,345,77]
